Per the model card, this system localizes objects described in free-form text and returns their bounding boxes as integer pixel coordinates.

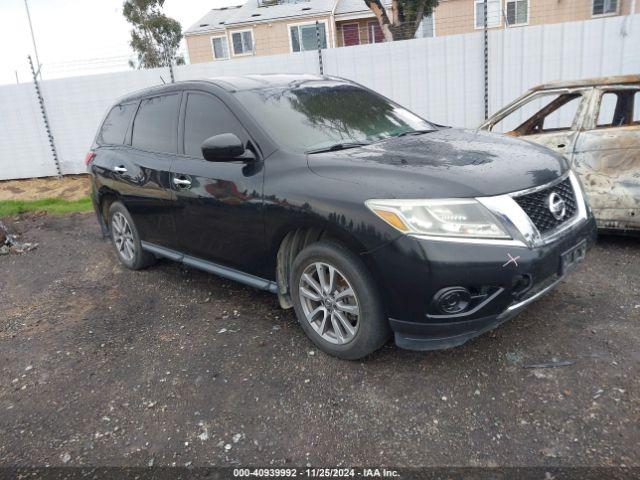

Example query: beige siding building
[185,0,336,63]
[435,0,634,37]
[185,0,633,63]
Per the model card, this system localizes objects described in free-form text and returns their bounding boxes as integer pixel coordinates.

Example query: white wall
[0,83,57,179]
[1,14,638,181]
[488,14,640,127]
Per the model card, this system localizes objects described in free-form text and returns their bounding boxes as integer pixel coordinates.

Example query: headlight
[365,198,510,239]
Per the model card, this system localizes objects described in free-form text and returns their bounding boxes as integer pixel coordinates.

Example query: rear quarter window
[97,103,137,145]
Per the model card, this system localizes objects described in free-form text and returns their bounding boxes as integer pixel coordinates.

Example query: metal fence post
[316,20,324,75]
[28,54,61,177]
[169,60,175,83]
[483,0,489,120]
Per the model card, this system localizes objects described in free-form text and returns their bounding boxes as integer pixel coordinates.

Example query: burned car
[481,75,640,233]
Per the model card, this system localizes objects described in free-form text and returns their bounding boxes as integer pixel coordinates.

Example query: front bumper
[366,213,597,351]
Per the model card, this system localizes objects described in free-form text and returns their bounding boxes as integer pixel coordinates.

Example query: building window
[415,13,435,38]
[289,22,327,52]
[211,36,229,60]
[231,30,253,55]
[592,0,618,15]
[475,0,501,28]
[368,21,384,43]
[341,23,361,46]
[506,0,528,25]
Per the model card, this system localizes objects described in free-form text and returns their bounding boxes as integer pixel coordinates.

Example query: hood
[307,128,569,199]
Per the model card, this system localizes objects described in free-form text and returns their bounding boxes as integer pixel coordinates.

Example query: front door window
[488,92,583,136]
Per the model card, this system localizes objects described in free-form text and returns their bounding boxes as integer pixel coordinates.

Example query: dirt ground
[0,213,638,468]
[0,175,90,201]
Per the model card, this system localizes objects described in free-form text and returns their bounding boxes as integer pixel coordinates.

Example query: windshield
[233,81,435,153]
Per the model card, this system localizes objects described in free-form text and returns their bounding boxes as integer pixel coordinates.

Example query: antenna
[24,0,42,79]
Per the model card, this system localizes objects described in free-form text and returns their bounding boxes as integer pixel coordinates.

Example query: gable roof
[184,0,381,36]
[185,5,244,35]
[224,0,335,27]
[334,0,371,15]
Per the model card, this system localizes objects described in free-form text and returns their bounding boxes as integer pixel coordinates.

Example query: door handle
[173,177,192,188]
[557,143,566,149]
[113,165,127,173]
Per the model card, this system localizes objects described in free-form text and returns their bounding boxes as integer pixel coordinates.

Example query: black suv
[88,74,597,359]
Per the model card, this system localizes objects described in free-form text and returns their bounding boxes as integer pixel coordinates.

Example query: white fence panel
[0,15,638,181]
[0,84,55,180]
[175,49,320,79]
[488,14,640,130]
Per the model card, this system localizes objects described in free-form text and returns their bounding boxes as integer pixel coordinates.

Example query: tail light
[84,151,96,166]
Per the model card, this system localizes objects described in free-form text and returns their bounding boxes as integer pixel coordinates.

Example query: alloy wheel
[112,212,135,262]
[298,262,360,345]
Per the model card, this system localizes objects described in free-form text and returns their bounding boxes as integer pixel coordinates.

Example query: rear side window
[596,89,640,128]
[183,92,246,158]
[131,94,180,153]
[97,103,136,145]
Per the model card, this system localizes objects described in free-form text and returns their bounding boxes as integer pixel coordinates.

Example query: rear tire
[108,202,156,270]
[291,240,390,360]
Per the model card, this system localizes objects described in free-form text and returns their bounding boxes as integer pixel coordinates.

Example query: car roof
[531,74,640,91]
[115,74,347,104]
[203,73,335,91]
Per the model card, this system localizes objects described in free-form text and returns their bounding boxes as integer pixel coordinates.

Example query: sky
[0,0,241,85]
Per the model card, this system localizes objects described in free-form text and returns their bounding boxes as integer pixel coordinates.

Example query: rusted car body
[480,75,640,233]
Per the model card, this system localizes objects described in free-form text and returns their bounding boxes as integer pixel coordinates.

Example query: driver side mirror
[201,133,248,161]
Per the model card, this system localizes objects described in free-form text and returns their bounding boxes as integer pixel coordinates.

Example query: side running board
[141,241,278,294]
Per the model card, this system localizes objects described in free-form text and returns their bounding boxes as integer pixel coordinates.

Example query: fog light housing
[433,287,471,315]
[511,274,533,299]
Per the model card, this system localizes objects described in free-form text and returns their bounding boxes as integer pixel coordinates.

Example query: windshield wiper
[306,142,370,154]
[390,129,436,138]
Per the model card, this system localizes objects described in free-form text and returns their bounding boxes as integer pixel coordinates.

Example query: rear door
[573,86,640,230]
[170,91,266,275]
[119,93,181,248]
[92,101,138,204]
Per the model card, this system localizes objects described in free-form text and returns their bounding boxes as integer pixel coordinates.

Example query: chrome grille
[513,177,577,234]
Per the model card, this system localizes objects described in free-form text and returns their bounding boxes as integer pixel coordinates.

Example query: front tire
[108,201,156,270]
[291,241,390,360]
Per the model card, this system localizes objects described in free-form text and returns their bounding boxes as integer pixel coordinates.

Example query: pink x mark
[502,253,520,268]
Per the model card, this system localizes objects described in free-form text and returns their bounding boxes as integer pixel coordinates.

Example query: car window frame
[177,89,259,162]
[588,85,640,131]
[128,92,182,155]
[484,88,591,135]
[96,101,139,147]
[516,93,584,135]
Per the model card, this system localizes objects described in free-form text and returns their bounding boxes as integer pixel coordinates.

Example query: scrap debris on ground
[0,220,37,255]
[0,212,638,467]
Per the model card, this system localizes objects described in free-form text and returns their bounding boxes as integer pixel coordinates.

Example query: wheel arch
[96,187,122,230]
[272,220,378,310]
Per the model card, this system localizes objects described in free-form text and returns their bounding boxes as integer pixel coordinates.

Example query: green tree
[123,0,185,69]
[364,0,439,41]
